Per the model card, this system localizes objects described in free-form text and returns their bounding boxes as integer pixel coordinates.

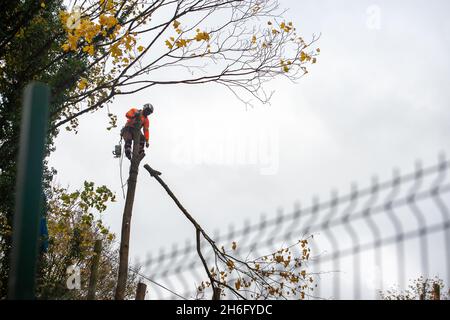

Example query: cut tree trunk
[115,128,143,300]
[135,282,147,300]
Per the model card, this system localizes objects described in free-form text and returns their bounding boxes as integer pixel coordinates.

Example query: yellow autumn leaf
[165,40,173,49]
[300,51,308,62]
[109,42,122,59]
[78,78,88,90]
[235,279,241,290]
[137,45,144,52]
[99,14,118,29]
[173,20,180,29]
[195,31,210,42]
[176,38,187,48]
[61,43,70,51]
[83,45,95,56]
[226,259,235,270]
[194,33,203,41]
[251,35,256,44]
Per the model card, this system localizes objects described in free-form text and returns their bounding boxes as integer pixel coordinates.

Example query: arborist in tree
[121,103,153,160]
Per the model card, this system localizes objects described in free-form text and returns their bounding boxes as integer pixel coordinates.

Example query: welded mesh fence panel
[133,155,450,299]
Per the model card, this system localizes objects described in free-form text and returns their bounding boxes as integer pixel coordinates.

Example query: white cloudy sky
[49,0,450,296]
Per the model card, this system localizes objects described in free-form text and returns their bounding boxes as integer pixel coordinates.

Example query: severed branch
[143,164,317,300]
[143,164,221,300]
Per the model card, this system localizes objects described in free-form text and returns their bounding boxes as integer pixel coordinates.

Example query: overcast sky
[49,0,450,296]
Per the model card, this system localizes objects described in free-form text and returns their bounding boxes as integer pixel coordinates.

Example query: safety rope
[107,238,188,300]
[117,134,127,200]
[128,266,189,300]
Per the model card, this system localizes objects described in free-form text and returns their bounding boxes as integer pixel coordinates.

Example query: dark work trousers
[121,126,145,159]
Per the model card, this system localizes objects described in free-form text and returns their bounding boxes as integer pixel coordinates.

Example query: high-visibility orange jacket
[125,108,150,142]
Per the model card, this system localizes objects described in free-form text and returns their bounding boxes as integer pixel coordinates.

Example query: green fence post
[8,82,50,300]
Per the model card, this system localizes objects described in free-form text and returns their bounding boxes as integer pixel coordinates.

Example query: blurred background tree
[35,181,139,299]
[380,276,449,300]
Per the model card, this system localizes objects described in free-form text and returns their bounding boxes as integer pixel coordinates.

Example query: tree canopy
[54,0,320,131]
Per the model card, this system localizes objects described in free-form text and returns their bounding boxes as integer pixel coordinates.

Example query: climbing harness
[115,105,150,199]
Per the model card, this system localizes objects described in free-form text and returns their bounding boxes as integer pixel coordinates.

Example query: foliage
[35,181,138,300]
[380,276,449,300]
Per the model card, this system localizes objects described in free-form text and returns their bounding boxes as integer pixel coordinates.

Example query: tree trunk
[135,282,147,300]
[115,128,142,300]
[87,240,102,300]
[432,283,440,300]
